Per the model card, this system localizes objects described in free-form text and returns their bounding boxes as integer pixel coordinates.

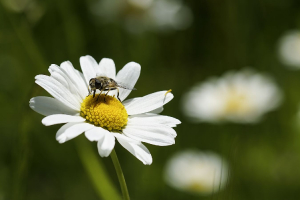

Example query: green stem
[76,138,122,200]
[110,149,130,200]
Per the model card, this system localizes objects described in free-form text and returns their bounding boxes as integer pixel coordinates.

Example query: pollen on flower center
[80,94,128,131]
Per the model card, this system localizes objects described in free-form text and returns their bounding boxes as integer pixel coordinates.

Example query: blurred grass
[1,0,300,199]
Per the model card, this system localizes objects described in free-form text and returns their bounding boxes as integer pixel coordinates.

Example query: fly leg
[97,89,104,101]
[116,88,121,102]
[104,89,111,102]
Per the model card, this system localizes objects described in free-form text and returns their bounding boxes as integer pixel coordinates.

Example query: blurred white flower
[164,150,229,195]
[182,69,282,123]
[89,0,193,33]
[128,0,153,9]
[278,30,300,69]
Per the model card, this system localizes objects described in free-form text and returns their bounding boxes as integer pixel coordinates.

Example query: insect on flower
[89,76,136,101]
[30,55,181,165]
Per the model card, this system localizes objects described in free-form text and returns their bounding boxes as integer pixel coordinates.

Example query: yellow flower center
[187,182,212,193]
[223,88,252,115]
[80,94,128,131]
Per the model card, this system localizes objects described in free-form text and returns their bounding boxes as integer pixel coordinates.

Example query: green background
[1,0,300,199]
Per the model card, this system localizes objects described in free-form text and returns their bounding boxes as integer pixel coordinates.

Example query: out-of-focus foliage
[89,0,193,33]
[2,0,300,200]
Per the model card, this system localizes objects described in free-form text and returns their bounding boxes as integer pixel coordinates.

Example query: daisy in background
[278,30,300,69]
[182,69,282,123]
[164,150,229,195]
[29,55,180,165]
[89,0,193,33]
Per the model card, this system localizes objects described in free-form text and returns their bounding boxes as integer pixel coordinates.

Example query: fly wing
[117,82,137,90]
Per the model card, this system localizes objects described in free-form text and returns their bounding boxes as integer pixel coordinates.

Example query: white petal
[80,55,98,85]
[48,65,82,102]
[149,106,164,114]
[85,127,108,141]
[29,96,78,116]
[123,123,176,146]
[49,66,69,88]
[77,70,89,89]
[123,98,164,114]
[35,75,80,111]
[97,131,115,157]
[129,114,181,128]
[99,58,116,79]
[125,91,174,115]
[56,122,94,143]
[113,133,152,165]
[116,62,141,101]
[60,61,89,99]
[42,114,85,126]
[48,64,58,74]
[122,97,141,107]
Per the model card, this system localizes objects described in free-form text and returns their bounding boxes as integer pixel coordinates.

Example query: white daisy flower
[164,150,229,195]
[182,69,282,123]
[278,30,300,69]
[29,55,180,165]
[89,0,193,33]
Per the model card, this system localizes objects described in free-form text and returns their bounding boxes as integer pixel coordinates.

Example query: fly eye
[95,79,102,87]
[89,79,95,86]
